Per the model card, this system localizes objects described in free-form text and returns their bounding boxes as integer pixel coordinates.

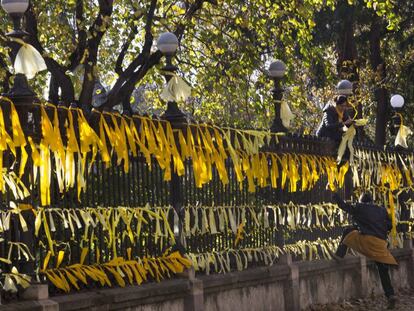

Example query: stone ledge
[51,291,111,311]
[21,284,49,301]
[298,256,361,277]
[391,248,413,258]
[0,247,412,311]
[297,248,412,277]
[201,265,289,294]
[51,279,190,311]
[0,300,58,311]
[364,248,413,267]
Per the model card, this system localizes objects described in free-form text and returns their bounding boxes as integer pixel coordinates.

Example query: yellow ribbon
[10,38,47,79]
[160,72,192,102]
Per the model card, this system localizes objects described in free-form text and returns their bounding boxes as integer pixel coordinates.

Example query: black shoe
[331,254,345,262]
[335,243,348,258]
[327,247,345,262]
[387,295,397,309]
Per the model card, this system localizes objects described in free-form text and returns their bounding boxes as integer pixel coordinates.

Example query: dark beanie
[359,192,373,203]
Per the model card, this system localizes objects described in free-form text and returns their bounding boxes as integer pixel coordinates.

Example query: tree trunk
[45,58,76,105]
[78,1,114,110]
[369,16,388,146]
[106,74,129,109]
[106,51,163,110]
[48,75,59,104]
[78,63,96,111]
[25,6,75,105]
[336,1,359,83]
[335,0,365,140]
[0,53,11,93]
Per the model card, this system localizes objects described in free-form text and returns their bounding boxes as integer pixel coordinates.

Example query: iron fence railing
[0,99,412,301]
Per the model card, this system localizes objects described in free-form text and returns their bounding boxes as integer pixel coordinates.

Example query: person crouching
[316,95,354,144]
[332,192,398,309]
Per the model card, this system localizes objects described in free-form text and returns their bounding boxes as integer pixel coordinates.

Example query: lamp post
[2,0,29,37]
[157,32,186,253]
[157,32,186,124]
[388,94,410,240]
[389,94,405,136]
[1,0,36,103]
[268,60,287,133]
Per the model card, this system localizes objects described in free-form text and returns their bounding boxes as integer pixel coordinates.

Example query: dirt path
[305,289,414,311]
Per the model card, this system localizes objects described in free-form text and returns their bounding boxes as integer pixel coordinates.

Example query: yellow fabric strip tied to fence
[41,249,191,292]
[0,97,412,205]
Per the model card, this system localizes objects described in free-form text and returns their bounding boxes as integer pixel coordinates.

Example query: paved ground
[305,289,414,311]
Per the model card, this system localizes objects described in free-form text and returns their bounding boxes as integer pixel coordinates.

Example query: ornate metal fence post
[0,0,40,278]
[158,32,187,253]
[163,107,187,254]
[268,60,288,133]
[2,92,37,278]
[3,74,38,279]
[396,151,410,241]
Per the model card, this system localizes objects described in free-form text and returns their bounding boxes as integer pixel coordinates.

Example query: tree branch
[123,0,158,78]
[142,0,157,57]
[105,0,210,110]
[115,26,138,75]
[0,52,11,93]
[67,0,87,71]
[78,0,114,109]
[175,0,206,40]
[87,0,114,61]
[48,74,60,104]
[115,8,145,75]
[24,5,75,104]
[106,0,157,108]
[0,30,8,44]
[116,51,163,113]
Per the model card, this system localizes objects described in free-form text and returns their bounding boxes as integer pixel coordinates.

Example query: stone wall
[202,266,288,311]
[298,257,363,308]
[366,248,413,298]
[1,245,413,311]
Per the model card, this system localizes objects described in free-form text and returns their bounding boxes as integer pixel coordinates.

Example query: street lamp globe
[336,79,353,96]
[268,60,286,79]
[157,32,179,56]
[390,94,404,109]
[1,0,30,37]
[1,0,29,14]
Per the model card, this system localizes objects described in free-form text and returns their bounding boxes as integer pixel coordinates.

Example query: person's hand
[344,118,354,126]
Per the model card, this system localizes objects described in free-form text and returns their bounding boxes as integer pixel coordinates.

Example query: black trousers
[335,226,357,257]
[376,262,395,298]
[336,227,395,298]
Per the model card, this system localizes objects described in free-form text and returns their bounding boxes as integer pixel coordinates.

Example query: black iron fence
[0,98,412,300]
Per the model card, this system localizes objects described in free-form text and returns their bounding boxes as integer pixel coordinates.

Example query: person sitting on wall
[316,95,354,144]
[332,192,398,310]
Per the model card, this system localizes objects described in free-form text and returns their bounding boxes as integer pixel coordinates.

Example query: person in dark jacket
[332,192,397,309]
[316,95,354,143]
